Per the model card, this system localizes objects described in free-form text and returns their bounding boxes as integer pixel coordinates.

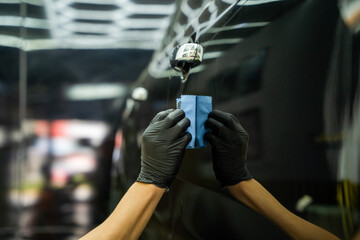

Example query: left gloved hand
[137,109,192,190]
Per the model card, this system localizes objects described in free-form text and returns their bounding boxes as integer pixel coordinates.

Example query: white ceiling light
[65,83,127,100]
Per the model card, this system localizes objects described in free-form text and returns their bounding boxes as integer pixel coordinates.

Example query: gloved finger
[179,132,192,149]
[204,132,216,146]
[170,117,190,140]
[204,133,224,167]
[209,110,238,130]
[205,117,225,136]
[168,132,192,152]
[160,109,185,129]
[151,109,174,124]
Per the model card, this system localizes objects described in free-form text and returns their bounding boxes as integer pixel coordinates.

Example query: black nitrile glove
[205,110,252,187]
[137,109,192,190]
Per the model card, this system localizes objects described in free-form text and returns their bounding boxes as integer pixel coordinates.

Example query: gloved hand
[137,109,192,190]
[205,110,252,187]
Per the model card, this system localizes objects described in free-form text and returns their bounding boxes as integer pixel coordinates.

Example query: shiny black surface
[0,0,359,239]
[115,0,360,239]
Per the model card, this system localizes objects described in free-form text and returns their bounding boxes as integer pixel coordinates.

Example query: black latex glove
[137,109,192,190]
[205,110,252,187]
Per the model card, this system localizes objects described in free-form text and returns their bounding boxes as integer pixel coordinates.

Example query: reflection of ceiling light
[72,0,115,4]
[201,38,242,47]
[207,22,269,33]
[131,87,148,101]
[65,83,127,100]
[203,51,223,60]
[237,0,283,6]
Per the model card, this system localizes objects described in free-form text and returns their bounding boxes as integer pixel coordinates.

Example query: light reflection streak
[201,38,242,47]
[72,0,117,4]
[207,22,270,33]
[203,51,223,59]
[237,0,284,6]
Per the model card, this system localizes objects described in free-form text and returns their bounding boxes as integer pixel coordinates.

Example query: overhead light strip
[0,16,49,29]
[69,0,117,5]
[60,8,126,21]
[57,18,169,31]
[0,0,43,6]
[56,7,173,21]
[124,4,175,15]
[114,18,170,28]
[0,34,160,50]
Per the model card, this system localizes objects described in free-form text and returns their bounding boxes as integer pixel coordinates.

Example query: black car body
[114,0,360,239]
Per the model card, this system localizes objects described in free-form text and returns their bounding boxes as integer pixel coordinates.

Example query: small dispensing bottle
[169,42,204,82]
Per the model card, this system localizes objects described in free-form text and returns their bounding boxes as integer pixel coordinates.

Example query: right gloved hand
[137,109,192,190]
[205,110,252,187]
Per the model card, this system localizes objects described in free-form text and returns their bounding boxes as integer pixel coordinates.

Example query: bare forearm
[227,179,339,240]
[80,182,165,240]
[81,109,190,240]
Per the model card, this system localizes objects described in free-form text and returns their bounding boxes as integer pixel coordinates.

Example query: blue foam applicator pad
[176,95,212,148]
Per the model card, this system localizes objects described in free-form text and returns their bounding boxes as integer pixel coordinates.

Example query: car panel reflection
[114,0,360,239]
[0,0,359,239]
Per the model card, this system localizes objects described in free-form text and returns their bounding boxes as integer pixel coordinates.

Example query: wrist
[226,178,254,203]
[134,182,167,195]
[218,172,252,188]
[136,170,173,191]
